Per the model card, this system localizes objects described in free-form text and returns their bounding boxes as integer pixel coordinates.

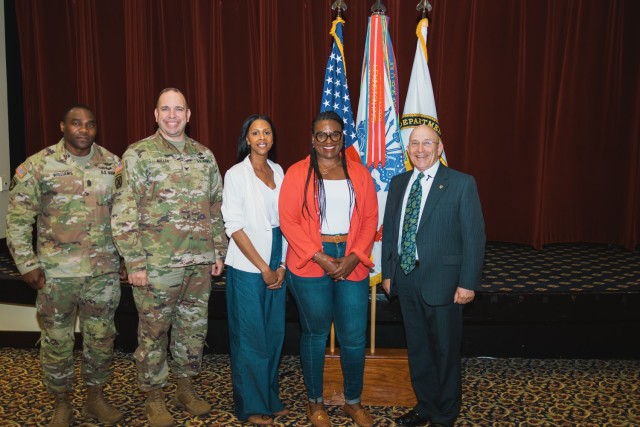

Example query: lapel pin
[439,184,444,189]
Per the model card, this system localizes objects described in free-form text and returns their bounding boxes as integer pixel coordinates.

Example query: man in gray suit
[381,124,486,427]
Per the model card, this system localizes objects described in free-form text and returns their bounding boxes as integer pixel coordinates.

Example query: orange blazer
[279,155,378,281]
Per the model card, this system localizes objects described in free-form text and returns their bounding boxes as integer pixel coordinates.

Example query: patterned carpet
[0,348,638,426]
[479,242,640,293]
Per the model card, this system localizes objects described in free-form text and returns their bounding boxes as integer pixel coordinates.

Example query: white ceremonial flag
[400,18,447,166]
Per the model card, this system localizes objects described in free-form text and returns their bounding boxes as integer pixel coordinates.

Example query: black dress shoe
[395,409,430,426]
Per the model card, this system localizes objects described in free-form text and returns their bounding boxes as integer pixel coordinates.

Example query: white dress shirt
[397,161,440,257]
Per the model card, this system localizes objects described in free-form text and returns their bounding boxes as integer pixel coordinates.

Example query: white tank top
[321,179,353,234]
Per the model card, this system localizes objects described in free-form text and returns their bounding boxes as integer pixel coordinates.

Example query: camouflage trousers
[36,273,121,393]
[132,264,211,391]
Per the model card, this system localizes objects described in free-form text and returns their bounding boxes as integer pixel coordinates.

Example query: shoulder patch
[14,163,32,183]
[16,163,28,179]
[114,163,125,190]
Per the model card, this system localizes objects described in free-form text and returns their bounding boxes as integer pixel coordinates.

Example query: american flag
[320,17,358,154]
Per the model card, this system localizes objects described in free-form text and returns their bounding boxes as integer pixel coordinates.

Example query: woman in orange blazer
[279,111,378,427]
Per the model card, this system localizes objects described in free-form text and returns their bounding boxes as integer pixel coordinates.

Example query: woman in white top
[221,114,288,425]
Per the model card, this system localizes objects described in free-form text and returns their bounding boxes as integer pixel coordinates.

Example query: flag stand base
[323,348,416,406]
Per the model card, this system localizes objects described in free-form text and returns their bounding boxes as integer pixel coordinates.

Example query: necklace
[321,161,341,175]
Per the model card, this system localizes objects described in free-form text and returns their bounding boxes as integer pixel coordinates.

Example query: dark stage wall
[7,0,640,248]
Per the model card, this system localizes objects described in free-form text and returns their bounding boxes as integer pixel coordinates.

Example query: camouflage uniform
[6,140,122,393]
[111,131,227,391]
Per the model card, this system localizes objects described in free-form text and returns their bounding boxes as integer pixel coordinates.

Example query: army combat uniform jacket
[111,131,227,273]
[7,140,121,278]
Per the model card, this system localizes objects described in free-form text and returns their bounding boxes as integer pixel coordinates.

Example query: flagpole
[361,0,405,356]
[328,0,346,357]
[366,0,387,357]
[370,285,376,355]
[325,0,356,357]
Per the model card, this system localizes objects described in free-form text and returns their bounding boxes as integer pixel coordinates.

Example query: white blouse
[257,179,280,227]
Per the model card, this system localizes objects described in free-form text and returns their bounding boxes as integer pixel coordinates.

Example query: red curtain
[13,0,640,248]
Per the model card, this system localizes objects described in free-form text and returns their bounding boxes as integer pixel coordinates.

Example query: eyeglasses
[314,131,343,143]
[409,139,441,148]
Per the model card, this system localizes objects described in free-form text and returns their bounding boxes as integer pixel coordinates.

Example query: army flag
[355,14,407,285]
[320,17,359,161]
[400,17,447,166]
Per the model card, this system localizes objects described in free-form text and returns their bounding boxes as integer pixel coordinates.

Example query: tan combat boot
[82,385,123,425]
[145,388,175,427]
[47,393,73,427]
[174,377,211,416]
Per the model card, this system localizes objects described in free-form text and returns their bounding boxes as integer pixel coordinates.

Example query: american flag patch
[16,163,27,178]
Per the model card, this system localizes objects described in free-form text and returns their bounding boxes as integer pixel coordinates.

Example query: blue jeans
[226,227,286,419]
[287,241,369,404]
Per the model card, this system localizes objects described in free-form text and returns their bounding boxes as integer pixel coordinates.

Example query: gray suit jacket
[381,165,486,305]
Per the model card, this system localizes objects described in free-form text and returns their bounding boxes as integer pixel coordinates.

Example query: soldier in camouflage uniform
[111,88,227,427]
[6,105,124,427]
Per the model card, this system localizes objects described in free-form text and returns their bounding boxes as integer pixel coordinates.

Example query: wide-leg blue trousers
[226,227,287,420]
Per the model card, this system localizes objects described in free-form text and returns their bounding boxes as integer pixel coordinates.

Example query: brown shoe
[344,403,373,427]
[247,414,274,425]
[273,407,290,417]
[306,402,332,427]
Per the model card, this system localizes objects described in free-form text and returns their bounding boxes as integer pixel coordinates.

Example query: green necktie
[400,172,424,274]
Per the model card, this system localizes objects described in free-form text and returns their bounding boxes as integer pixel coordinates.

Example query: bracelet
[313,251,322,261]
[278,262,286,270]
